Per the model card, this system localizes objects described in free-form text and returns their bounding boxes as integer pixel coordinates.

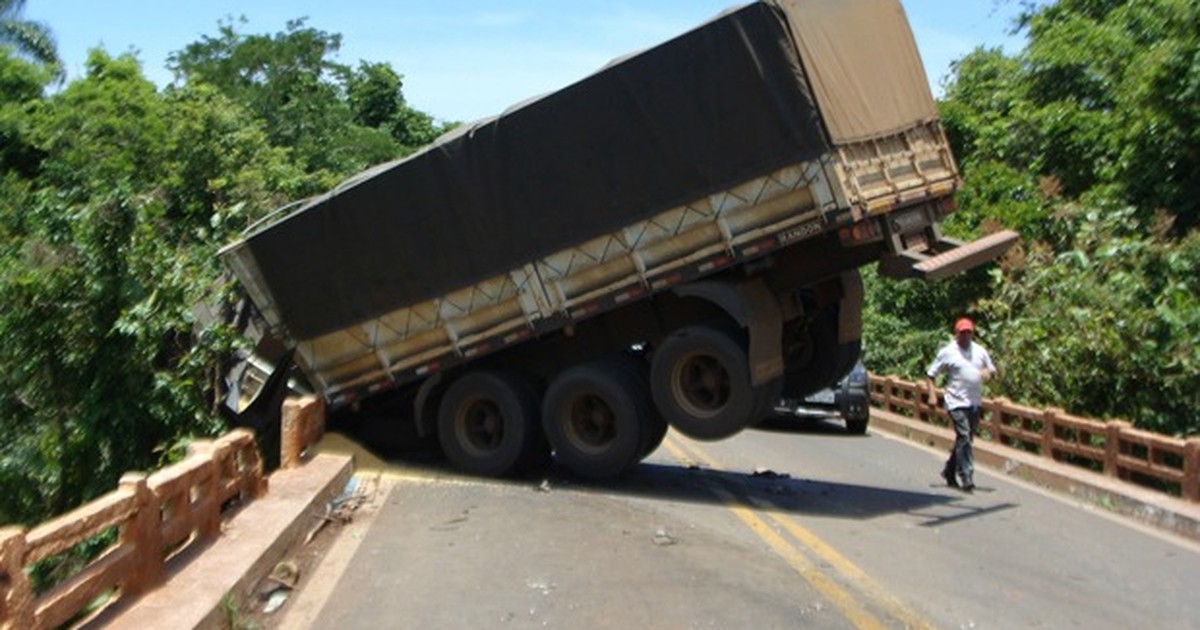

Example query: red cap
[955,317,975,333]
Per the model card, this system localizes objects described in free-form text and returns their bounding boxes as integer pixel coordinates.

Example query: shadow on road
[324,409,1015,525]
[582,461,961,522]
[321,434,977,525]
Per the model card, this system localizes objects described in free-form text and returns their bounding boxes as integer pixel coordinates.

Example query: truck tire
[781,307,839,399]
[437,371,544,477]
[650,325,755,441]
[602,356,669,458]
[543,363,646,479]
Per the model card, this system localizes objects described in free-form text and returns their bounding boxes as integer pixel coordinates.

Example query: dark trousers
[944,406,981,485]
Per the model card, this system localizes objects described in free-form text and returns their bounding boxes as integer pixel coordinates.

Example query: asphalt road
[283,418,1200,629]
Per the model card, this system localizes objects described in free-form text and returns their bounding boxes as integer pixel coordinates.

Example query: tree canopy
[0,0,59,69]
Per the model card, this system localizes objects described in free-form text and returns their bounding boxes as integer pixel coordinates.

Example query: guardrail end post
[281,396,327,469]
[281,398,303,469]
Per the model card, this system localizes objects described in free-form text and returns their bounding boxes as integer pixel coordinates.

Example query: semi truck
[220,0,1017,478]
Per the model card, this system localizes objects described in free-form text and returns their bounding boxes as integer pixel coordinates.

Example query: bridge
[2,377,1198,628]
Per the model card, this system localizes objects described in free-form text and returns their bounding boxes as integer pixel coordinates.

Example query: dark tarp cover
[240,1,832,340]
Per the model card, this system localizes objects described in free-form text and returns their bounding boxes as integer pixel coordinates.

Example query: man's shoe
[941,470,959,488]
[962,482,976,493]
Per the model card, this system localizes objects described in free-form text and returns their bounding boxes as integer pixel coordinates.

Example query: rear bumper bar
[879,230,1019,281]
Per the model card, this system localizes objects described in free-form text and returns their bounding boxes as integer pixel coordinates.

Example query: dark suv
[774,361,870,434]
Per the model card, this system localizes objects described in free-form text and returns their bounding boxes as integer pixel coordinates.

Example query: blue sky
[25,1,1029,123]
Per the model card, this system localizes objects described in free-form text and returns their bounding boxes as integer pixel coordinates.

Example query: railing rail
[0,429,266,630]
[869,374,1200,503]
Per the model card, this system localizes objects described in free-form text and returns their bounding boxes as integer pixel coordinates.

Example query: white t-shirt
[926,339,995,409]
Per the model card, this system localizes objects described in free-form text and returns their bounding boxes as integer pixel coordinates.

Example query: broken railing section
[0,396,326,630]
[281,395,327,469]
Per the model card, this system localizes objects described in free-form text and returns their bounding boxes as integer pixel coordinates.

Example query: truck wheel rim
[565,394,616,454]
[458,398,504,455]
[673,353,730,418]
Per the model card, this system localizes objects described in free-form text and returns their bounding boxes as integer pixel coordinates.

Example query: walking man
[925,317,995,492]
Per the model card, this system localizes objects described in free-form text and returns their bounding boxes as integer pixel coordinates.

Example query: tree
[0,0,60,81]
[168,18,454,180]
[168,18,391,180]
[0,50,286,524]
[947,0,1200,229]
[0,49,51,177]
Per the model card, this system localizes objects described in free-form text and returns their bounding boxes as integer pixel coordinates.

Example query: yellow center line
[663,434,937,630]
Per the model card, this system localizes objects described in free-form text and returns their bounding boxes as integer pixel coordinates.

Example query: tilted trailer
[221,0,1017,478]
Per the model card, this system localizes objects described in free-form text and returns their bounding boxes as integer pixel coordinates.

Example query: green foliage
[160,84,304,232]
[0,52,49,177]
[979,207,1199,435]
[0,14,447,525]
[165,18,452,177]
[346,60,403,129]
[948,0,1200,229]
[27,50,167,196]
[0,0,61,73]
[867,0,1199,438]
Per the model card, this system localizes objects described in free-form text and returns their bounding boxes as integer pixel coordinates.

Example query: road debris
[525,578,557,595]
[752,467,791,480]
[653,527,677,546]
[304,474,379,545]
[268,560,300,589]
[262,589,290,614]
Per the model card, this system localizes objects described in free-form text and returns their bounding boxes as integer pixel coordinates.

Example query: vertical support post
[883,376,896,414]
[281,398,303,469]
[1104,421,1131,479]
[1041,408,1061,461]
[118,473,165,598]
[281,396,327,469]
[1183,438,1200,503]
[984,397,1004,443]
[186,440,222,541]
[0,527,33,630]
[223,424,267,499]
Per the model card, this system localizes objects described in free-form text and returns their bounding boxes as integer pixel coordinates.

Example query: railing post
[282,396,326,469]
[1183,438,1200,503]
[1041,408,1061,461]
[0,527,32,630]
[221,428,267,499]
[118,473,165,598]
[983,396,1003,444]
[281,398,304,469]
[187,440,222,541]
[883,376,896,414]
[1103,421,1132,479]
